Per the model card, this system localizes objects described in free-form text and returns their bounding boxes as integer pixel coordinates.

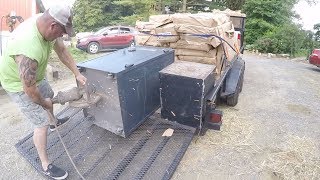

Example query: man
[0,4,86,180]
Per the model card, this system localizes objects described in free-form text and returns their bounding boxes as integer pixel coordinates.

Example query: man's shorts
[7,79,54,128]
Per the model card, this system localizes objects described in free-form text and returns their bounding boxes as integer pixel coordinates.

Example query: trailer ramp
[15,107,195,180]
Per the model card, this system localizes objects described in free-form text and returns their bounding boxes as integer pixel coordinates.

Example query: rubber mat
[15,107,195,180]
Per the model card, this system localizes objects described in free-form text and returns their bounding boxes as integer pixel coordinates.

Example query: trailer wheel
[226,88,239,106]
[239,71,244,92]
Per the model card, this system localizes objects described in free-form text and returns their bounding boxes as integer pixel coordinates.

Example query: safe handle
[125,64,134,69]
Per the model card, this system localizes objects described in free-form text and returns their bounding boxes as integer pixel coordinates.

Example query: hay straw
[203,110,257,149]
[188,110,262,176]
[179,108,320,179]
[262,135,320,180]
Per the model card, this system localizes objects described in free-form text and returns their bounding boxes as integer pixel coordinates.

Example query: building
[0,0,76,56]
[0,0,41,56]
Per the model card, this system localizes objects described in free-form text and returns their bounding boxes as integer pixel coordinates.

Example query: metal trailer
[15,10,247,180]
[157,46,246,136]
[157,15,247,135]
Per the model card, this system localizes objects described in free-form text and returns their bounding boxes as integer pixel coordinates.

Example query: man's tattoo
[17,56,38,87]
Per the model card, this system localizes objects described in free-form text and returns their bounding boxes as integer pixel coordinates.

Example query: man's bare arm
[53,38,86,85]
[16,55,51,109]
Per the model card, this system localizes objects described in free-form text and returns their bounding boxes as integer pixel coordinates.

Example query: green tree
[225,0,245,10]
[243,0,297,44]
[314,23,320,41]
[73,0,115,32]
[73,0,248,32]
[112,0,157,25]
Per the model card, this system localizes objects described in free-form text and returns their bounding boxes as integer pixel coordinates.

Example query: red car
[76,26,137,54]
[309,49,320,67]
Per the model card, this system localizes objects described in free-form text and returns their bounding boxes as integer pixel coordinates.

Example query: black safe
[77,46,174,137]
[159,61,216,128]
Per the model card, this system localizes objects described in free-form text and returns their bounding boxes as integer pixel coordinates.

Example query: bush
[252,23,315,57]
[295,49,310,59]
[255,37,277,53]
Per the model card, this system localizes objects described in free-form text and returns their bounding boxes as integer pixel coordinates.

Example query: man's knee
[34,125,49,133]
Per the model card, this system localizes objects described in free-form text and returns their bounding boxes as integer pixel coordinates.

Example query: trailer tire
[226,68,243,106]
[239,71,244,92]
[226,88,239,106]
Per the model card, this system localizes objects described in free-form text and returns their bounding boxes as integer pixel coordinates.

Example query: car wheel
[87,42,100,54]
[129,40,135,47]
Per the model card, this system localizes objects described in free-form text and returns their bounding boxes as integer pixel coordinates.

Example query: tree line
[73,0,320,57]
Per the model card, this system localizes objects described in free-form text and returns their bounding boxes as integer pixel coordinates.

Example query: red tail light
[209,110,223,123]
[237,33,241,40]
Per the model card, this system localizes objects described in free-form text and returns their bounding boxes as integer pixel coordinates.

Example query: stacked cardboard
[135,11,241,75]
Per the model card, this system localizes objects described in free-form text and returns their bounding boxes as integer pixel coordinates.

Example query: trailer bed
[15,106,195,180]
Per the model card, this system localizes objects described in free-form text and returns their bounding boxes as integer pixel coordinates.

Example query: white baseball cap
[48,4,75,37]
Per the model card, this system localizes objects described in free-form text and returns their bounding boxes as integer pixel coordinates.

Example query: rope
[46,109,86,180]
[138,31,238,53]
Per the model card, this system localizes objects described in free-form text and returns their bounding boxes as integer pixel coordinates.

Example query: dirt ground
[1,53,320,179]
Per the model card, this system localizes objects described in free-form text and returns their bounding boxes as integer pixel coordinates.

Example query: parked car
[76,26,137,54]
[75,32,93,40]
[309,49,320,67]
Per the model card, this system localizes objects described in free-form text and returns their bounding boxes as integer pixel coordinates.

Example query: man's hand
[75,73,87,86]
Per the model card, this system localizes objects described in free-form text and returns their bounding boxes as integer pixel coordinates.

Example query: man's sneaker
[49,117,69,131]
[43,164,68,180]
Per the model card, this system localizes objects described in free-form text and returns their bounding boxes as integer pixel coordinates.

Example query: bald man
[0,4,86,180]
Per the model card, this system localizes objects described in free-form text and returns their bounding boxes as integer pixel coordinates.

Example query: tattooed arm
[15,55,52,109]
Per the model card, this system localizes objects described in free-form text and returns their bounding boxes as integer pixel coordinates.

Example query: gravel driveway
[174,53,320,180]
[1,53,320,179]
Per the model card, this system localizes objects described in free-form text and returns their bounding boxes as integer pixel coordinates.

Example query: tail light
[209,110,223,123]
[237,33,241,40]
[204,110,223,130]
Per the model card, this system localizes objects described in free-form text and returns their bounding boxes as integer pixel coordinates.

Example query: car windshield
[313,49,320,55]
[94,27,109,35]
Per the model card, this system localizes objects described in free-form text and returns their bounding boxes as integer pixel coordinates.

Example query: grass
[294,49,310,59]
[67,46,90,62]
[65,46,108,63]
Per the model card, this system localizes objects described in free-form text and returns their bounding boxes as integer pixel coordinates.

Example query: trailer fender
[221,58,245,97]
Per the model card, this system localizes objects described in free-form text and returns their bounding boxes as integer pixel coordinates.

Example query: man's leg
[33,125,50,170]
[7,80,68,179]
[34,80,54,169]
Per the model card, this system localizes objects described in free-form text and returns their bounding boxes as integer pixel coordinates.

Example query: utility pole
[182,0,187,12]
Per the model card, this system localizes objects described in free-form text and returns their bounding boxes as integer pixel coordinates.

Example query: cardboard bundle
[170,40,212,52]
[134,30,163,47]
[154,23,179,43]
[149,14,173,25]
[172,13,227,27]
[135,11,241,74]
[212,9,246,30]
